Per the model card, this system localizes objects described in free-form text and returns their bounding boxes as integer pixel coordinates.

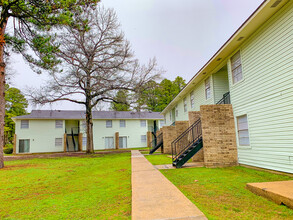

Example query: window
[120,120,126,128]
[160,120,165,127]
[55,138,63,147]
[82,137,87,146]
[105,137,114,149]
[55,120,63,128]
[183,98,187,112]
[205,77,211,99]
[231,51,243,84]
[169,112,172,120]
[190,91,195,109]
[119,137,127,148]
[140,120,146,127]
[237,115,250,146]
[141,135,146,143]
[21,120,29,129]
[19,139,30,153]
[175,105,178,117]
[106,120,112,128]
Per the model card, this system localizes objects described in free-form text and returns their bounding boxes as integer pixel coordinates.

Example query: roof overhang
[161,0,290,115]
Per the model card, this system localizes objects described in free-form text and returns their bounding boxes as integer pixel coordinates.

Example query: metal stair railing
[149,132,163,154]
[171,118,202,162]
[216,92,230,104]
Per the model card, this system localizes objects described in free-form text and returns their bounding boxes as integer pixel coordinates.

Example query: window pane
[160,120,165,127]
[119,137,127,148]
[140,120,146,127]
[82,137,87,146]
[106,120,112,128]
[237,115,250,146]
[120,120,126,127]
[55,120,63,128]
[239,137,250,145]
[55,138,63,146]
[231,51,243,83]
[21,120,29,129]
[19,139,30,153]
[105,137,114,149]
[141,135,146,143]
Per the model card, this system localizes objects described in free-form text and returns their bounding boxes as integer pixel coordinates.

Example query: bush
[4,146,13,154]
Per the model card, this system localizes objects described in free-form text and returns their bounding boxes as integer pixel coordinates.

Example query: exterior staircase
[172,118,203,168]
[149,132,163,154]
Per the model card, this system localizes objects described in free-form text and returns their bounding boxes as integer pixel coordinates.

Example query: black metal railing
[216,92,230,104]
[150,132,163,153]
[170,121,176,126]
[171,118,202,162]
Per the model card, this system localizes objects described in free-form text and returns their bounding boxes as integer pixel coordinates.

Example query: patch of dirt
[2,164,39,170]
[117,169,127,172]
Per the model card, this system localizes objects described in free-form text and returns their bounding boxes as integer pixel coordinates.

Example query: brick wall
[188,111,204,162]
[161,126,177,154]
[200,104,238,168]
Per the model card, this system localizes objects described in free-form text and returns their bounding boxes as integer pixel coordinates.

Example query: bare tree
[29,6,161,153]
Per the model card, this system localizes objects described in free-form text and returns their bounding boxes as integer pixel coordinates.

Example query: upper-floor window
[183,98,187,112]
[237,115,250,146]
[106,120,112,128]
[160,120,165,127]
[120,120,126,128]
[21,120,29,129]
[190,91,195,109]
[231,51,243,84]
[175,105,178,117]
[140,120,146,127]
[55,120,63,128]
[205,77,211,99]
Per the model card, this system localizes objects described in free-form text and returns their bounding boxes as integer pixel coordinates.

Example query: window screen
[205,78,211,99]
[140,120,146,127]
[120,120,126,127]
[141,135,146,143]
[55,120,63,128]
[21,120,29,129]
[82,137,87,146]
[237,115,250,146]
[106,120,112,128]
[190,91,195,109]
[231,51,243,84]
[55,138,63,147]
[19,139,30,153]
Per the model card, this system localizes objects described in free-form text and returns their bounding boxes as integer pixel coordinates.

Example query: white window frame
[205,77,211,100]
[190,91,195,109]
[183,98,187,113]
[21,120,29,129]
[141,135,147,143]
[106,120,112,128]
[140,120,146,127]
[55,120,63,129]
[237,115,250,146]
[55,138,63,147]
[120,120,126,128]
[231,50,243,84]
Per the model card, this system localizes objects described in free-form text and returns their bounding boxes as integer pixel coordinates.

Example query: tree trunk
[86,101,94,154]
[0,18,8,169]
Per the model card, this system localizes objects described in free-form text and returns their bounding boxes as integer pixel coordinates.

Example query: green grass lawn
[145,154,173,165]
[0,153,131,219]
[161,166,293,220]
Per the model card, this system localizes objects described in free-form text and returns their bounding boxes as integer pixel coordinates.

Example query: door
[19,139,30,153]
[119,137,127,148]
[105,137,114,149]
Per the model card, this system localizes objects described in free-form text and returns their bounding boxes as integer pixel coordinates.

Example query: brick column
[147,131,152,148]
[63,133,67,152]
[13,134,16,154]
[78,133,83,151]
[188,111,204,162]
[200,104,238,168]
[161,126,176,154]
[115,132,119,149]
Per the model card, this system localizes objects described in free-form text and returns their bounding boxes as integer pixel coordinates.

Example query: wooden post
[78,133,83,151]
[63,133,67,152]
[115,132,119,149]
[147,131,152,148]
[13,134,17,154]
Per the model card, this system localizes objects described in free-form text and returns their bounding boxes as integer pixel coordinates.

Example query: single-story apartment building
[12,110,164,154]
[161,0,293,173]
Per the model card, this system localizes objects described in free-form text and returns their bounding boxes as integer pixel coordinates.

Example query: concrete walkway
[247,180,293,209]
[131,150,207,220]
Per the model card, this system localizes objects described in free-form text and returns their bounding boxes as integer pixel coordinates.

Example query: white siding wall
[213,70,229,103]
[15,119,65,153]
[228,2,293,173]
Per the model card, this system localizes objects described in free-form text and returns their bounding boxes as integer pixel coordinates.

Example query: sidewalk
[131,150,207,220]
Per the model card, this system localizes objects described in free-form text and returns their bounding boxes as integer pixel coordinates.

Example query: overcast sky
[10,0,264,111]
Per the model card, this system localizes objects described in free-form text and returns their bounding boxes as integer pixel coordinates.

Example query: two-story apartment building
[161,0,293,173]
[13,110,164,154]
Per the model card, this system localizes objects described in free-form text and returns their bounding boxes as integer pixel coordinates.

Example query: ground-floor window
[105,137,114,149]
[237,114,250,146]
[82,137,87,146]
[19,139,30,153]
[141,135,146,143]
[119,136,127,148]
[55,138,63,147]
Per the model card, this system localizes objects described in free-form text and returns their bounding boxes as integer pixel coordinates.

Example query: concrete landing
[247,180,293,209]
[154,162,204,170]
[131,150,207,220]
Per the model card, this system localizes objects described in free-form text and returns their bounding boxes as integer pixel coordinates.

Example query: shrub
[4,146,13,154]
